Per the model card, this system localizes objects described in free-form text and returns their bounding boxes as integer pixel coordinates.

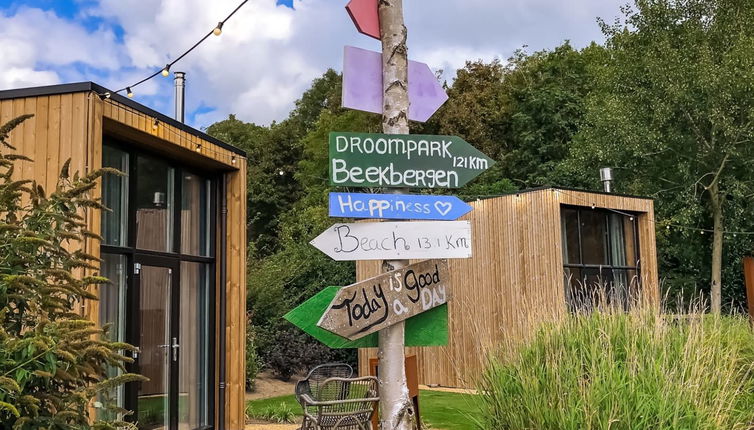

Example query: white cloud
[0,0,627,126]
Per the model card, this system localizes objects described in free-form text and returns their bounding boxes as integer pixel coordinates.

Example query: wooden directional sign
[343,46,448,122]
[330,131,495,188]
[346,0,380,40]
[284,286,448,348]
[329,192,473,221]
[318,259,450,340]
[310,221,471,261]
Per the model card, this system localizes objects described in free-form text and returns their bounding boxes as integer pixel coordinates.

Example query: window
[181,173,211,256]
[102,147,128,247]
[97,253,127,419]
[135,155,175,252]
[561,206,640,310]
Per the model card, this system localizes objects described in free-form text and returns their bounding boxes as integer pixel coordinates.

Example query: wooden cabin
[357,187,659,388]
[0,82,247,430]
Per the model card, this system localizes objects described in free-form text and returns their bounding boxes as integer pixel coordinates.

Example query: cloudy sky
[0,0,627,128]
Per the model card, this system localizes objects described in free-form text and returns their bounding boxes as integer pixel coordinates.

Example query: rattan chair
[298,376,379,430]
[295,362,354,407]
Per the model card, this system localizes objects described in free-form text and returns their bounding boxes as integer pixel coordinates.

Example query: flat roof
[0,82,246,157]
[475,186,653,201]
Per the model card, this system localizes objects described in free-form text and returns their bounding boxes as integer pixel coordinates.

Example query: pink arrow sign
[342,46,448,123]
[346,0,380,40]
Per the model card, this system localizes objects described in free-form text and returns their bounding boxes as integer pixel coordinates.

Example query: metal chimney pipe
[600,167,613,193]
[174,72,186,123]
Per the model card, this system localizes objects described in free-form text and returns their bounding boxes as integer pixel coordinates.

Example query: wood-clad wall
[357,188,658,388]
[0,91,247,428]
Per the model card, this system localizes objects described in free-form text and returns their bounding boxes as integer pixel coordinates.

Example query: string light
[196,143,203,152]
[126,87,134,98]
[231,155,237,164]
[152,118,159,130]
[101,0,249,98]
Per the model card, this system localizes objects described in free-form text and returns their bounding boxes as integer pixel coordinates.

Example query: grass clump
[247,401,297,424]
[477,307,754,429]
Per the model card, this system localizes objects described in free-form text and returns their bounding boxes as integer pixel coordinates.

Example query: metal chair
[295,362,354,407]
[298,376,379,430]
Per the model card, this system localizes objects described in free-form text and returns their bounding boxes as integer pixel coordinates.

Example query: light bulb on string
[161,64,171,77]
[126,87,134,98]
[152,119,159,130]
[213,22,224,36]
[231,156,237,164]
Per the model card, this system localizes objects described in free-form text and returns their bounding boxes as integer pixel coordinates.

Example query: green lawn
[246,389,479,429]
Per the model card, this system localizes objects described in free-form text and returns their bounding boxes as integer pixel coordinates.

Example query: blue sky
[0,0,626,127]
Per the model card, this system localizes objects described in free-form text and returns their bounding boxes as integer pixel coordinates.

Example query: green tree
[0,116,144,429]
[569,0,754,312]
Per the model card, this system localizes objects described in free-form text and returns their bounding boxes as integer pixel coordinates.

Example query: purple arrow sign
[342,46,449,123]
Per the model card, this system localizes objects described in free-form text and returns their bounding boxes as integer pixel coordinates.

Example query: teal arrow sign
[329,131,495,188]
[284,286,447,348]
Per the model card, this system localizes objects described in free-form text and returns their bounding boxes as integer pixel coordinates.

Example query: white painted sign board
[310,221,472,261]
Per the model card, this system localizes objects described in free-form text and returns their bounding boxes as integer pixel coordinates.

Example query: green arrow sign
[284,286,447,348]
[329,132,495,188]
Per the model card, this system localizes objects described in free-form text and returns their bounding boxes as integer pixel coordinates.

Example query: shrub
[0,116,145,429]
[477,305,754,429]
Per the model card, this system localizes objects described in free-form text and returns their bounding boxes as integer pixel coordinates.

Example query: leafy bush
[264,327,337,381]
[477,305,754,429]
[0,116,145,429]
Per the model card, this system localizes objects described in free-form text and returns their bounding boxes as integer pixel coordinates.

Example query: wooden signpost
[286,2,495,428]
[330,131,495,188]
[318,259,450,340]
[329,192,473,220]
[310,221,472,261]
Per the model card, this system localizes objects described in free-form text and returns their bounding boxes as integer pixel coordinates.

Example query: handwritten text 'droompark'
[318,259,450,340]
[309,221,472,261]
[329,131,494,188]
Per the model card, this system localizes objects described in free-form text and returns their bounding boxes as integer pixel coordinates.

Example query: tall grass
[476,304,754,429]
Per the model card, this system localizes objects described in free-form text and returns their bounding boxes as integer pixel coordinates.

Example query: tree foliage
[568,0,754,309]
[0,116,144,429]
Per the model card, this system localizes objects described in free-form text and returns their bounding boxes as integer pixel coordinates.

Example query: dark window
[560,206,641,311]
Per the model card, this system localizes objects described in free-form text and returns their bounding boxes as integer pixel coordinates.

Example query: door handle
[171,337,180,362]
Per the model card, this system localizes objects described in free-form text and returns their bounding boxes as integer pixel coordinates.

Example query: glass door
[129,256,180,430]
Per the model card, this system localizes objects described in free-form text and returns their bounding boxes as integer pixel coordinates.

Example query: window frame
[560,205,642,308]
[99,137,219,430]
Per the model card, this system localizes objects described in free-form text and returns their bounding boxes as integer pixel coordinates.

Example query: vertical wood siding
[0,92,247,427]
[358,188,659,387]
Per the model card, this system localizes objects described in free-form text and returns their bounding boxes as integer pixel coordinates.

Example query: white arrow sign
[310,221,472,261]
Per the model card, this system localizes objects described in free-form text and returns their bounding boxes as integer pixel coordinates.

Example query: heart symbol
[434,201,452,217]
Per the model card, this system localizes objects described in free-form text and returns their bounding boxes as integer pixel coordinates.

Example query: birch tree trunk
[709,181,723,314]
[378,0,413,429]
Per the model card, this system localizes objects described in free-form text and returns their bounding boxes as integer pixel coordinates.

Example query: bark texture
[378,0,413,429]
[709,181,723,313]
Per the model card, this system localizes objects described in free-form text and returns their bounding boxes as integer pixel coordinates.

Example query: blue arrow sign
[329,192,473,220]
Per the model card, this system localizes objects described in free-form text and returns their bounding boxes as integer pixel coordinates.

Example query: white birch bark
[378,0,413,429]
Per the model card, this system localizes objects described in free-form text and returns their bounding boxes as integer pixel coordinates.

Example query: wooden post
[378,0,413,429]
